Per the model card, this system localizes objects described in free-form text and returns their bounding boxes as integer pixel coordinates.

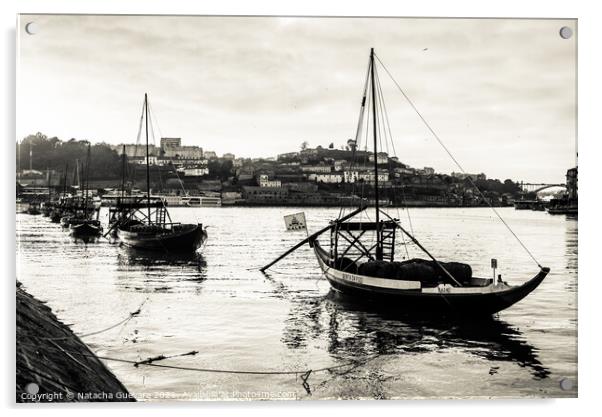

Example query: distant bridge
[519,182,566,193]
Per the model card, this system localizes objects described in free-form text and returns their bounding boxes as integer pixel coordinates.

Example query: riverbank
[16,281,134,403]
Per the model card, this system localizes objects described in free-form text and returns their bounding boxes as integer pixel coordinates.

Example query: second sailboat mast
[144,93,151,224]
[370,48,382,260]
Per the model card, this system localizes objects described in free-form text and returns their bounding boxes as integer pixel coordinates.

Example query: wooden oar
[260,205,367,272]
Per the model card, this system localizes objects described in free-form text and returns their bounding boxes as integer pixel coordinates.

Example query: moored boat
[27,202,41,215]
[107,94,207,253]
[262,48,549,317]
[67,144,103,238]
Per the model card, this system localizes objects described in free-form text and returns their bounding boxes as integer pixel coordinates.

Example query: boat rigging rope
[147,101,187,197]
[374,54,543,269]
[372,65,411,259]
[374,65,416,239]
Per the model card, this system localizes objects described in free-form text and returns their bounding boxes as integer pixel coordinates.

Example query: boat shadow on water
[70,235,102,245]
[281,289,550,381]
[117,246,207,271]
[115,246,207,293]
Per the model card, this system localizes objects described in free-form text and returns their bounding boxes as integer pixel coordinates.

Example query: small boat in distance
[26,202,41,215]
[69,144,102,238]
[262,48,549,316]
[107,94,207,253]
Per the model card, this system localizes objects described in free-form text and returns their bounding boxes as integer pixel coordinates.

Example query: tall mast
[47,169,52,202]
[370,48,382,260]
[121,144,126,198]
[144,93,151,224]
[84,143,91,214]
[62,162,68,199]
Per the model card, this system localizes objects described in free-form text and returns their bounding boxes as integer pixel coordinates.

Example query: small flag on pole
[284,212,307,232]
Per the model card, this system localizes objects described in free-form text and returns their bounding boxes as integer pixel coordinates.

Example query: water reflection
[565,217,578,287]
[116,246,207,293]
[281,290,550,381]
[71,235,102,245]
[117,246,206,270]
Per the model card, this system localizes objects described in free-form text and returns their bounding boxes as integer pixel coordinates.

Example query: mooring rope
[20,298,147,341]
[374,54,543,269]
[19,328,452,394]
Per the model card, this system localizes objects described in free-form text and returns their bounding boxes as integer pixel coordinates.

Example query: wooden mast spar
[370,48,382,261]
[144,93,151,225]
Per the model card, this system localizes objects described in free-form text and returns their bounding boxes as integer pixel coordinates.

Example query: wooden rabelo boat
[262,49,549,316]
[105,94,207,253]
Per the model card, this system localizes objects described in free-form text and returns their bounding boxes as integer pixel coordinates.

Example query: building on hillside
[114,144,159,158]
[417,167,435,176]
[300,148,319,156]
[257,174,282,188]
[394,166,416,176]
[180,167,209,177]
[163,145,203,160]
[242,186,289,202]
[451,172,486,181]
[308,173,344,183]
[344,170,389,184]
[284,182,319,193]
[223,153,236,160]
[333,160,348,171]
[160,137,181,150]
[277,152,300,161]
[131,155,158,165]
[300,165,332,173]
[204,151,218,159]
[368,152,389,164]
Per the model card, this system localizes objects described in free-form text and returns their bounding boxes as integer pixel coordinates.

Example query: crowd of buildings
[19,137,530,207]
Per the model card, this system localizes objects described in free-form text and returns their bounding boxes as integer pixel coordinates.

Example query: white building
[132,155,158,165]
[258,174,282,188]
[309,173,344,183]
[163,145,203,159]
[368,152,389,164]
[333,160,348,171]
[394,166,416,175]
[301,165,332,173]
[344,170,389,184]
[182,167,209,177]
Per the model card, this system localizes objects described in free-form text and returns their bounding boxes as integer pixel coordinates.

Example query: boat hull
[117,224,207,253]
[70,221,102,237]
[312,241,549,316]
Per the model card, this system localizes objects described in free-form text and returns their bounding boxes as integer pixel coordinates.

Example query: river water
[16,207,577,400]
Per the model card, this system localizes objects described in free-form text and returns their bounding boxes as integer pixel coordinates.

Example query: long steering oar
[260,205,367,272]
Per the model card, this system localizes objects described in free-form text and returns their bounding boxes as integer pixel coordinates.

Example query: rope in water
[20,298,147,341]
[374,54,543,269]
[19,328,451,382]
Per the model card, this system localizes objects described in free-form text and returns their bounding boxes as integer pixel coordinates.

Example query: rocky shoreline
[16,282,134,403]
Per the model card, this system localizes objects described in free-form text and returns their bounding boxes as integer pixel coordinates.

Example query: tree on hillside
[16,133,122,180]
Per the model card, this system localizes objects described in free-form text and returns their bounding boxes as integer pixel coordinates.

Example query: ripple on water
[16,208,577,399]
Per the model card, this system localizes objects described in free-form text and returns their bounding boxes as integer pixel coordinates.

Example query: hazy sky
[18,15,576,183]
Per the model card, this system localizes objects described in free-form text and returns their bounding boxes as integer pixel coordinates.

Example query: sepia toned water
[16,207,577,400]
